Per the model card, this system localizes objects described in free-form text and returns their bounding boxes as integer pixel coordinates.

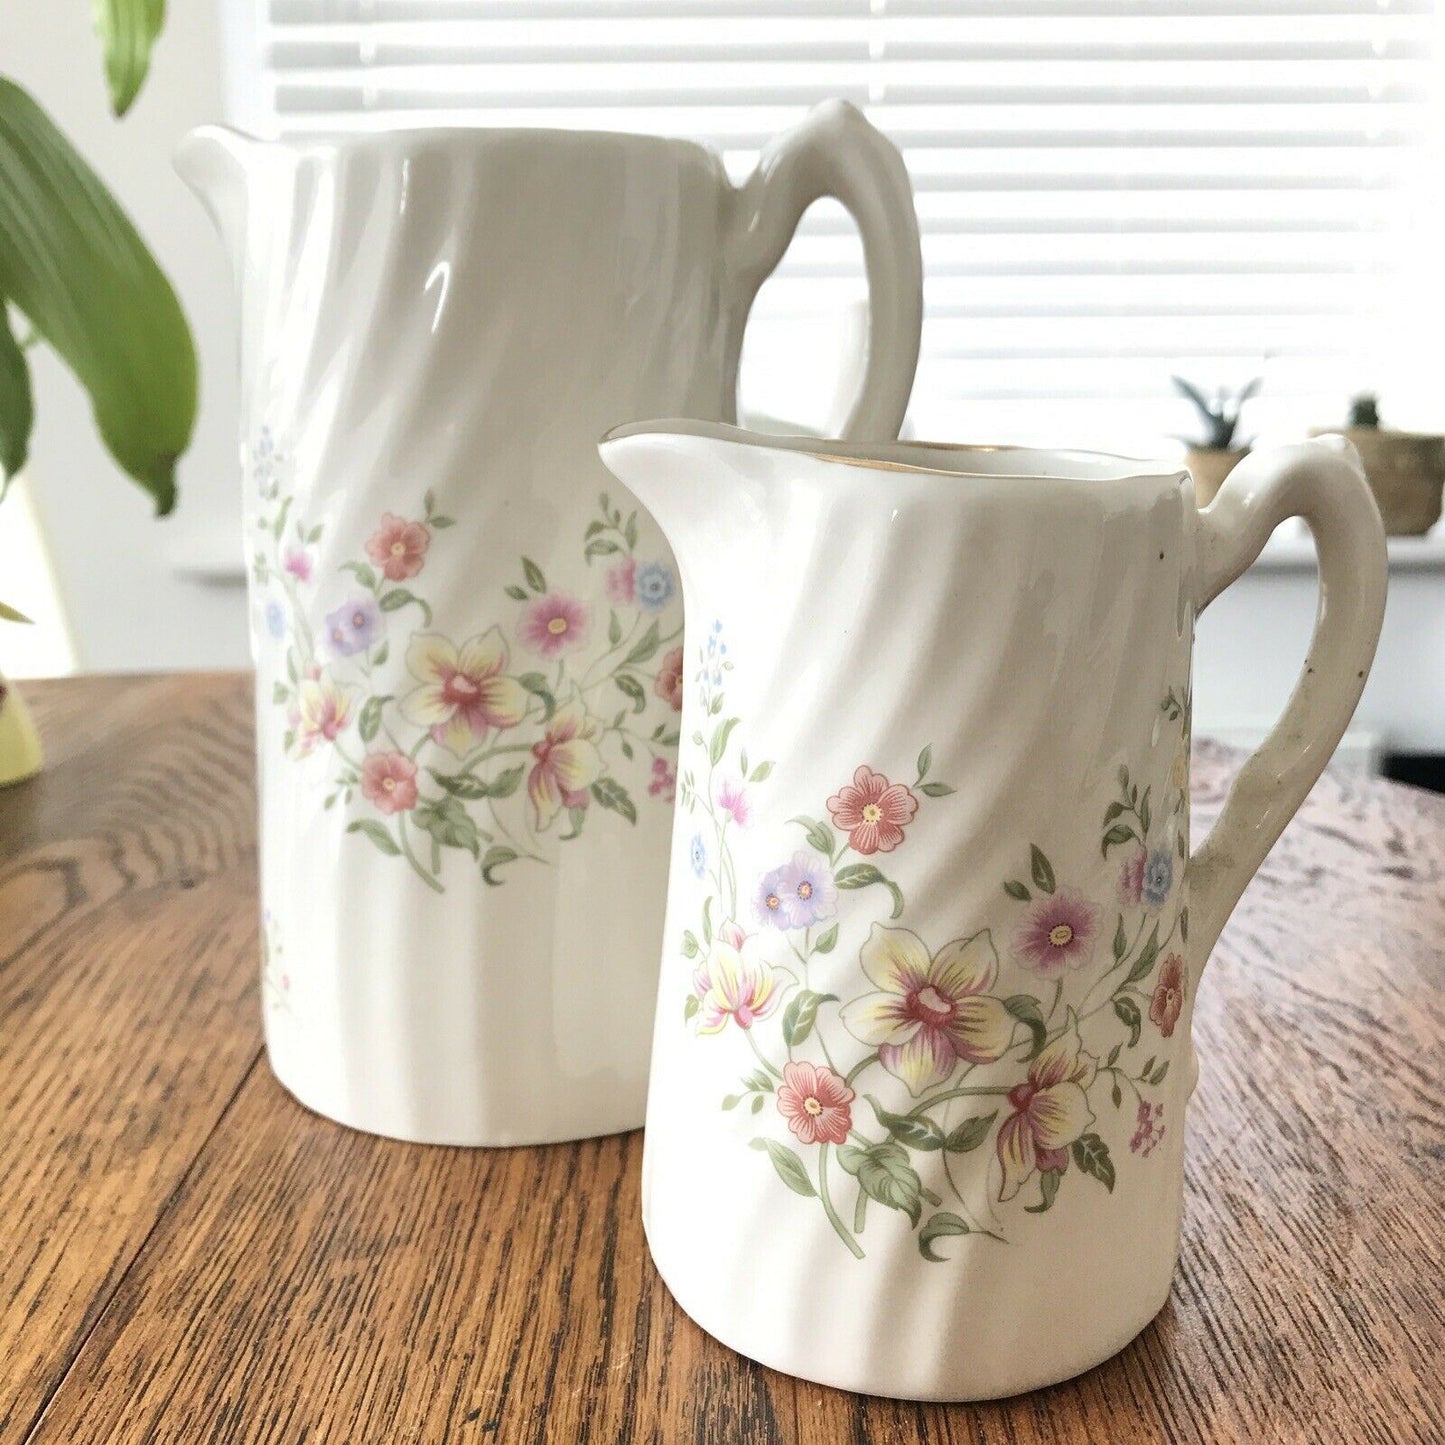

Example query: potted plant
[0,3,196,785]
[1172,374,1260,507]
[1318,394,1444,536]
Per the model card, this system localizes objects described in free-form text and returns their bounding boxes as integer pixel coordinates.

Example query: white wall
[3,1,248,676]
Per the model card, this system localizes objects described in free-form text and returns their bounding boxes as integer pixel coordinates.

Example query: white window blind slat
[233,0,1442,447]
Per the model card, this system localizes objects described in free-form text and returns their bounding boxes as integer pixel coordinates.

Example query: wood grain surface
[2,676,1443,1444]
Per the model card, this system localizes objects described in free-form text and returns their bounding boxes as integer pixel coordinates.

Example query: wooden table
[2,674,1442,1444]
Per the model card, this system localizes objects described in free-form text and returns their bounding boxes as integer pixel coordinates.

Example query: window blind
[233,0,1442,447]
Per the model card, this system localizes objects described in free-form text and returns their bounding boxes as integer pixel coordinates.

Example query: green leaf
[790,815,836,857]
[867,1097,945,1152]
[1113,915,1128,961]
[1025,1167,1063,1213]
[916,745,932,779]
[834,863,904,919]
[836,1139,923,1226]
[1,78,195,508]
[0,301,34,480]
[624,511,638,549]
[342,560,378,589]
[1071,1132,1116,1192]
[918,1212,970,1262]
[749,1138,816,1198]
[504,584,528,601]
[681,929,700,959]
[1003,879,1031,902]
[346,819,400,857]
[1101,823,1136,856]
[683,994,700,1022]
[1029,844,1055,894]
[516,671,555,721]
[591,775,637,825]
[92,0,166,117]
[1004,994,1047,1059]
[701,896,713,946]
[1180,907,1190,944]
[522,556,546,592]
[812,922,839,955]
[1113,995,1142,1048]
[624,620,661,666]
[414,796,481,858]
[721,1093,739,1110]
[613,672,647,713]
[357,695,385,744]
[480,845,518,885]
[585,536,622,560]
[607,610,622,646]
[944,1112,997,1154]
[782,990,837,1048]
[709,717,740,766]
[919,781,955,797]
[430,515,454,529]
[379,587,427,620]
[749,760,773,783]
[1125,922,1162,985]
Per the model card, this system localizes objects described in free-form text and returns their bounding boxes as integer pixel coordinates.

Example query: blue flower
[689,832,708,879]
[263,597,287,640]
[635,561,675,612]
[324,596,384,657]
[1142,848,1174,908]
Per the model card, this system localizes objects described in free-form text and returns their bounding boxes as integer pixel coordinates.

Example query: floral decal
[250,427,681,892]
[680,626,1192,1259]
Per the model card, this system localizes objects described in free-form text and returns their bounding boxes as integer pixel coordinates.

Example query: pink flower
[527,696,604,829]
[519,592,589,657]
[840,923,1014,1096]
[1149,953,1186,1038]
[826,765,919,855]
[605,558,636,605]
[399,628,528,754]
[282,546,313,583]
[1131,1100,1166,1156]
[694,941,779,1034]
[360,751,418,815]
[718,920,748,950]
[777,1060,854,1147]
[1013,887,1100,979]
[291,675,353,756]
[655,646,684,711]
[648,755,676,802]
[365,512,430,582]
[1118,846,1145,907]
[997,1013,1097,1201]
[715,776,750,827]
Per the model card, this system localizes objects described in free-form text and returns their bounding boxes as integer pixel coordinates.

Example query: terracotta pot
[1312,428,1445,536]
[1185,446,1248,507]
[0,674,43,787]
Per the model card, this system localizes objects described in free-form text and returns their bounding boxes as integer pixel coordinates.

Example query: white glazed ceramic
[599,422,1387,1400]
[175,105,922,1146]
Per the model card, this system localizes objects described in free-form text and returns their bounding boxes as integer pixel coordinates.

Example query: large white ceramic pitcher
[599,421,1387,1399]
[176,105,921,1145]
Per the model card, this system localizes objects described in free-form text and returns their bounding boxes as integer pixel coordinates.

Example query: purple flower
[1142,849,1174,909]
[263,597,287,640]
[324,596,383,657]
[756,851,837,930]
[1012,887,1100,979]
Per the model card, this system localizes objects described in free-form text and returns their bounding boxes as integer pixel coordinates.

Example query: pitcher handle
[725,100,922,440]
[1188,438,1387,967]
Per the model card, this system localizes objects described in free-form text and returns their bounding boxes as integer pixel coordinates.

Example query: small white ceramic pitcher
[599,423,1387,1399]
[176,105,921,1145]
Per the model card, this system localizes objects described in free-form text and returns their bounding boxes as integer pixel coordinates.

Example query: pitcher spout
[174,125,265,283]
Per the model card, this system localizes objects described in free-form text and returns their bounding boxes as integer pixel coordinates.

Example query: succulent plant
[1348,393,1381,429]
[1171,375,1261,452]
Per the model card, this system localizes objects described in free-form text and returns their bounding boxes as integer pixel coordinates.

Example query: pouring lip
[601,418,1189,487]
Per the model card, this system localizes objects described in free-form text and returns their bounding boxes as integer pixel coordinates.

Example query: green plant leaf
[414,796,481,858]
[1025,1167,1063,1213]
[346,819,400,857]
[916,744,932,779]
[834,863,904,919]
[0,78,195,509]
[480,845,518,885]
[590,776,637,825]
[681,929,700,959]
[944,1111,997,1154]
[1071,1132,1116,1192]
[781,990,837,1048]
[1112,915,1128,961]
[1029,844,1055,894]
[521,556,546,592]
[613,672,647,713]
[1004,994,1047,1059]
[790,815,836,857]
[812,922,839,955]
[1101,823,1137,856]
[867,1097,945,1152]
[683,994,700,1022]
[708,717,739,766]
[623,620,661,666]
[918,1212,970,1262]
[1003,879,1031,902]
[1113,994,1142,1047]
[1125,922,1162,985]
[749,1138,816,1198]
[92,0,167,117]
[836,1139,923,1226]
[0,301,34,480]
[919,781,955,797]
